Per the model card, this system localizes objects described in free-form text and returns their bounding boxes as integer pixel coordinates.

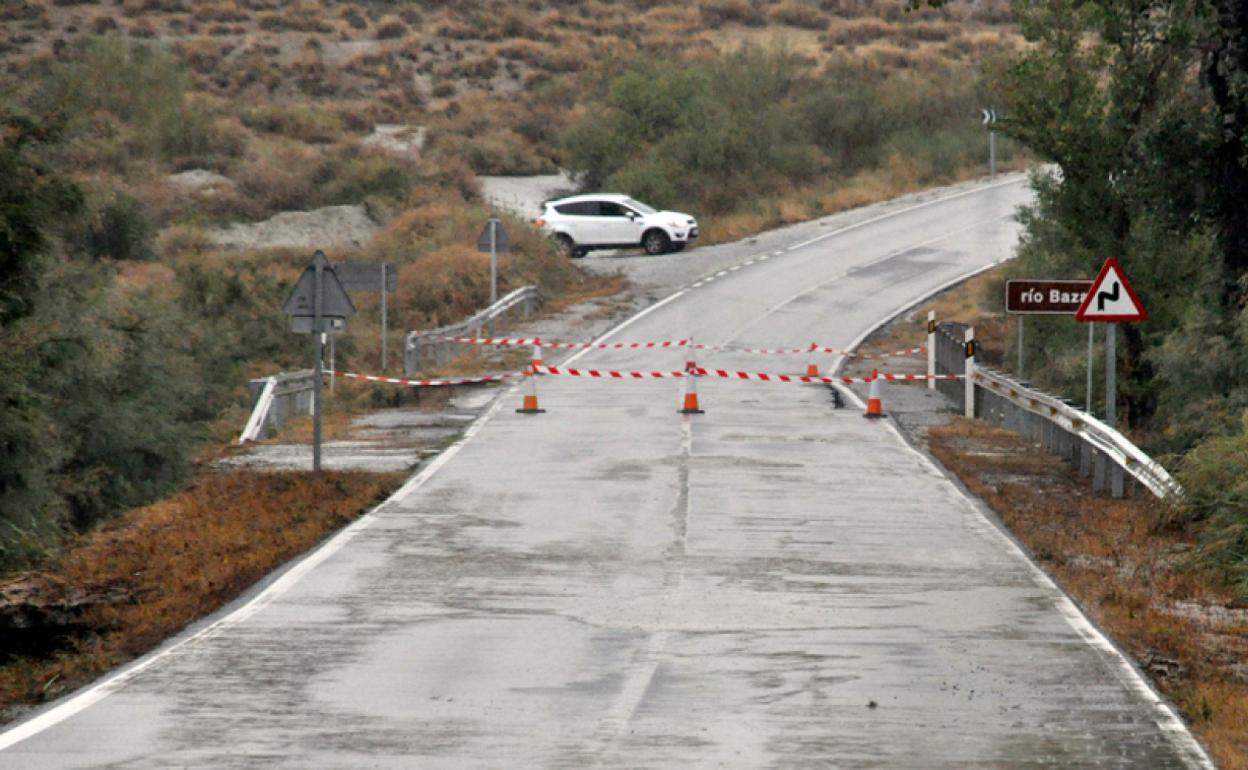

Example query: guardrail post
[964,327,975,419]
[1092,450,1107,494]
[927,310,936,390]
[405,333,420,376]
[1111,464,1125,499]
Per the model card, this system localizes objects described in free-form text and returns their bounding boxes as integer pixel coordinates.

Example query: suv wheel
[556,234,585,259]
[642,229,671,255]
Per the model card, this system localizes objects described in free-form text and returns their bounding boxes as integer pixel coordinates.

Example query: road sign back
[334,262,397,293]
[283,251,357,320]
[1075,257,1147,323]
[477,219,511,253]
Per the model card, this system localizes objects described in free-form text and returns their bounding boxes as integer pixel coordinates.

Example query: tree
[1201,0,1248,304]
[995,0,1211,427]
[0,109,83,566]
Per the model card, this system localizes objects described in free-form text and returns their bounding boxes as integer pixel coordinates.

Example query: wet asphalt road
[0,177,1213,768]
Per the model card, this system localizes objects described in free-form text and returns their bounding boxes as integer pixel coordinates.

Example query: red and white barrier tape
[701,343,927,359]
[333,366,962,387]
[441,336,690,350]
[535,365,962,385]
[333,370,522,387]
[439,335,924,359]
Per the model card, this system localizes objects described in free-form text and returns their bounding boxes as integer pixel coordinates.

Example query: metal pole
[329,334,335,394]
[1017,315,1024,380]
[313,259,323,473]
[1086,322,1094,414]
[989,130,997,178]
[1106,322,1117,428]
[927,310,936,390]
[964,326,975,418]
[488,217,498,338]
[380,264,388,373]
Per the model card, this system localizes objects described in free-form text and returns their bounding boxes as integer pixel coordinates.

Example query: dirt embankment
[0,471,400,724]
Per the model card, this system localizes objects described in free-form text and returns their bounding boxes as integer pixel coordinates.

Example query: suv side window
[554,202,596,215]
[598,202,630,218]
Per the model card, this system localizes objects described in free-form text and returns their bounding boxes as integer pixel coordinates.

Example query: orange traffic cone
[863,369,885,419]
[516,369,545,414]
[678,371,705,414]
[531,340,544,369]
[686,338,697,373]
[805,342,820,377]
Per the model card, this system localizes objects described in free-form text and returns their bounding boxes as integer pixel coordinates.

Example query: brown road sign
[1006,279,1093,315]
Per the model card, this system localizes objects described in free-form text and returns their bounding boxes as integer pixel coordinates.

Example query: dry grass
[929,418,1248,769]
[0,469,401,717]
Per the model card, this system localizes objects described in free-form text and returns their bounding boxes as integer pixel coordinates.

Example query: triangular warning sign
[283,250,357,319]
[1075,257,1147,322]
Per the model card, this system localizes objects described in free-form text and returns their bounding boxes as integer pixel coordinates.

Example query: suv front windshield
[623,198,656,215]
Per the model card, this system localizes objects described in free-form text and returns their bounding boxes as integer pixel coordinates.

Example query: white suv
[535,194,698,258]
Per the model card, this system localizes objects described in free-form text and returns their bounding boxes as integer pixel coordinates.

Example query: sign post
[283,250,356,472]
[477,217,511,336]
[1074,257,1148,433]
[334,263,397,372]
[1004,279,1093,381]
[1086,323,1095,414]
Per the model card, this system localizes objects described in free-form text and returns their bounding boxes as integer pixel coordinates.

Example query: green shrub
[79,191,156,261]
[320,149,418,204]
[240,103,347,144]
[1168,414,1248,596]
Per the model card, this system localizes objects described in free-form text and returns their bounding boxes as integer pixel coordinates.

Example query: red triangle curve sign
[1074,257,1147,323]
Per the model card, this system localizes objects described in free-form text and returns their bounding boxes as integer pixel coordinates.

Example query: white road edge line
[831,264,1216,770]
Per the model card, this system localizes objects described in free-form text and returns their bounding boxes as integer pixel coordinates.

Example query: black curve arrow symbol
[1096,281,1119,311]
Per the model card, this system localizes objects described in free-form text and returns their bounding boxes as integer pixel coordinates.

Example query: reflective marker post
[927,310,936,390]
[964,326,976,418]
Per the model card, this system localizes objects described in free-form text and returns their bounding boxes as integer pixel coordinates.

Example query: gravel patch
[166,169,234,192]
[362,124,426,156]
[479,173,575,220]
[206,204,379,253]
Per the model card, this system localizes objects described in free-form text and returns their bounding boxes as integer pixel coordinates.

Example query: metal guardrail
[404,285,541,374]
[933,322,1180,500]
[972,367,1181,499]
[238,370,316,444]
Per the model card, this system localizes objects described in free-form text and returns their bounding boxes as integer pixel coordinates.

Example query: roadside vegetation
[907,0,1248,604]
[564,48,1010,241]
[0,470,400,717]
